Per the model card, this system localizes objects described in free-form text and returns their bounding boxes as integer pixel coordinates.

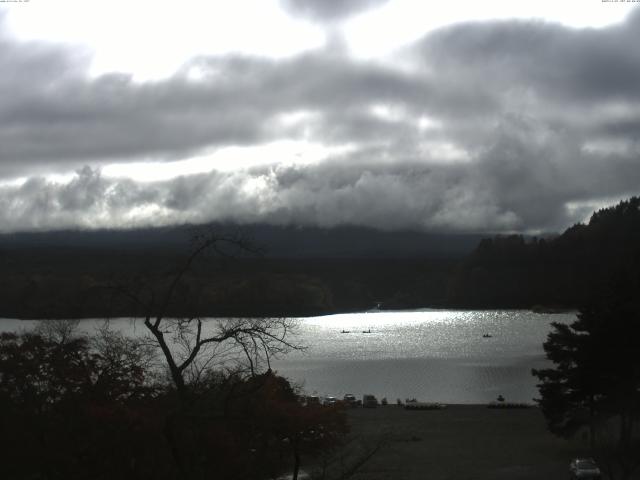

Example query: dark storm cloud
[415,9,640,104]
[280,0,390,22]
[0,18,437,175]
[3,129,639,234]
[0,164,509,232]
[0,67,272,172]
[1,9,640,232]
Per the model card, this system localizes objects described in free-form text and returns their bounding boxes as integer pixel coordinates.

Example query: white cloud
[1,4,639,233]
[101,140,356,181]
[3,1,637,80]
[343,0,638,59]
[4,0,326,80]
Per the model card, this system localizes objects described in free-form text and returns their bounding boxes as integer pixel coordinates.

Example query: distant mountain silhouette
[0,223,482,318]
[0,223,483,258]
[448,196,640,308]
[2,198,636,318]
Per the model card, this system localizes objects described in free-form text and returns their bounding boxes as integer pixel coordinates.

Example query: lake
[0,309,575,404]
[271,309,575,404]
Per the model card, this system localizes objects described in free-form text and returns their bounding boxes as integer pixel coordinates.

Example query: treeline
[1,198,639,317]
[533,248,640,479]
[0,223,479,318]
[0,232,364,479]
[448,197,640,308]
[0,252,457,319]
[0,322,347,480]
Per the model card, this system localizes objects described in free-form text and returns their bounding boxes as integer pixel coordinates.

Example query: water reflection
[273,309,575,404]
[0,309,575,404]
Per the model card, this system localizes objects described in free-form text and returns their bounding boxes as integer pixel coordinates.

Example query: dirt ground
[339,405,588,480]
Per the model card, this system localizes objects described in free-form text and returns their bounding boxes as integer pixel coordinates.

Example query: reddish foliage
[0,333,347,480]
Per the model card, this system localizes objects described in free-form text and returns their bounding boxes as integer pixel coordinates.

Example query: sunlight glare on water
[273,309,575,404]
[0,309,575,404]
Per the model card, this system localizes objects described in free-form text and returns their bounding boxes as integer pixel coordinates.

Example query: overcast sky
[0,0,639,233]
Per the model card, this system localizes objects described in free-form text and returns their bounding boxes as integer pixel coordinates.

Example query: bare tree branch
[105,228,301,400]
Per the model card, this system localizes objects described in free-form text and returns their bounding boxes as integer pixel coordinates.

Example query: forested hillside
[2,198,638,318]
[0,225,470,318]
[448,197,640,308]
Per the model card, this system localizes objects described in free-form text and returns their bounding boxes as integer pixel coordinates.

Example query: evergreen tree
[533,266,640,475]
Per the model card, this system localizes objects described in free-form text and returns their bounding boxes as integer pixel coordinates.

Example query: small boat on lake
[341,329,350,333]
[362,328,372,333]
[482,333,492,338]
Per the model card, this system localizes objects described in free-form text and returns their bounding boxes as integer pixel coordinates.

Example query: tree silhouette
[105,229,315,479]
[450,196,640,308]
[108,229,301,399]
[533,266,640,478]
[0,325,344,479]
[0,328,164,479]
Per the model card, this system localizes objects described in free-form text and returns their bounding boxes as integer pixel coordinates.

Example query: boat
[482,333,492,338]
[340,329,350,333]
[362,328,372,333]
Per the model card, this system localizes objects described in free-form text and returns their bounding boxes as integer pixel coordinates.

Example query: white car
[569,458,601,479]
[343,393,357,405]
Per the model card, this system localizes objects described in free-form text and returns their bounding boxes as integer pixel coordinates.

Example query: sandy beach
[340,404,586,480]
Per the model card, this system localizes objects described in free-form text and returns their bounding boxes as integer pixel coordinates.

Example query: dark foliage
[532,266,640,477]
[0,222,478,319]
[1,198,639,316]
[0,331,166,480]
[0,330,346,480]
[450,196,640,308]
[0,252,458,318]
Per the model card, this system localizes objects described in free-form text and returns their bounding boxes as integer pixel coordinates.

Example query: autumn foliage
[0,330,347,480]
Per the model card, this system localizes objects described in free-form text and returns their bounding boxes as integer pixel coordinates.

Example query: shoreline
[1,305,578,322]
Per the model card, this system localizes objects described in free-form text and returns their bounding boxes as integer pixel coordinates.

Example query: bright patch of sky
[344,0,637,58]
[101,141,357,182]
[4,0,325,80]
[4,0,636,80]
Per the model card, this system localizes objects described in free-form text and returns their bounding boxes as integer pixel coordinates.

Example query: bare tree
[90,322,161,397]
[109,229,302,399]
[35,319,81,345]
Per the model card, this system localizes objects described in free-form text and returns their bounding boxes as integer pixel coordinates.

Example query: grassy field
[339,405,587,480]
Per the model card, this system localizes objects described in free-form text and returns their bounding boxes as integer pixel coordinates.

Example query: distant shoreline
[0,305,578,322]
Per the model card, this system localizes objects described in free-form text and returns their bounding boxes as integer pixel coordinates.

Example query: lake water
[0,309,575,404]
[271,309,575,404]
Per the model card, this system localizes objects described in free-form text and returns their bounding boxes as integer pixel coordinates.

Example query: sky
[1,0,639,233]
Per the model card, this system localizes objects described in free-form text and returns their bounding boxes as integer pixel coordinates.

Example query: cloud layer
[1,9,639,233]
[280,0,390,22]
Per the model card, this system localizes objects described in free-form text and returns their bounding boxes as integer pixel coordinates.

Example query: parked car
[343,394,358,407]
[324,396,337,406]
[362,394,378,408]
[306,395,320,407]
[569,458,601,479]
